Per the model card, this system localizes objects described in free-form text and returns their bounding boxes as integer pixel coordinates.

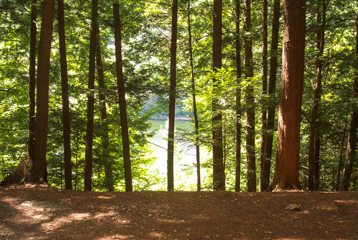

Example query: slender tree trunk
[58,0,72,190]
[28,0,37,162]
[244,0,256,192]
[212,0,225,191]
[259,0,268,192]
[264,0,281,191]
[96,29,114,191]
[268,0,306,191]
[336,105,349,191]
[167,0,178,192]
[314,131,321,189]
[341,10,358,191]
[113,3,132,192]
[188,0,201,192]
[84,0,98,191]
[308,0,325,191]
[234,0,241,192]
[32,0,55,182]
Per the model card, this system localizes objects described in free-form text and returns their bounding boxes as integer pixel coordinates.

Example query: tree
[114,2,132,192]
[166,0,178,191]
[96,28,114,191]
[268,0,306,191]
[341,7,358,191]
[27,0,37,162]
[234,0,242,192]
[212,0,225,191]
[58,0,72,190]
[32,0,55,182]
[259,0,268,192]
[244,0,256,192]
[263,0,281,191]
[84,0,98,191]
[187,0,201,191]
[308,0,326,191]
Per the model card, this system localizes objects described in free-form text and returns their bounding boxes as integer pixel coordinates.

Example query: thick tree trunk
[235,0,241,192]
[259,0,268,192]
[84,0,98,191]
[340,8,358,191]
[114,3,132,192]
[212,0,225,191]
[268,0,306,191]
[32,0,55,182]
[58,0,72,190]
[308,0,325,191]
[188,0,201,192]
[263,0,281,191]
[96,29,114,192]
[244,0,256,192]
[28,0,37,162]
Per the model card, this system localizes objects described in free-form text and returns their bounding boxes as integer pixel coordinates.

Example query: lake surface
[147,120,210,190]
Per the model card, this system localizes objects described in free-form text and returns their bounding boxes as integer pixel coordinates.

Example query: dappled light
[1,185,358,239]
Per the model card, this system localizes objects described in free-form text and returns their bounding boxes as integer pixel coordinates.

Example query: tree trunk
[341,7,358,191]
[259,0,268,192]
[32,0,55,182]
[234,0,241,192]
[113,3,132,192]
[166,0,178,191]
[308,0,325,191]
[244,0,256,192]
[340,7,358,191]
[27,0,37,162]
[84,0,98,191]
[268,0,306,191]
[188,0,201,192]
[336,105,349,191]
[58,0,72,190]
[96,29,114,192]
[314,131,321,189]
[212,0,225,191]
[263,0,281,191]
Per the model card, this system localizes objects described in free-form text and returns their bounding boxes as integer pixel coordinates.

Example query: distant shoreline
[150,117,191,122]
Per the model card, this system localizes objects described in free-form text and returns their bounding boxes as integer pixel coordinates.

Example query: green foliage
[1,0,358,191]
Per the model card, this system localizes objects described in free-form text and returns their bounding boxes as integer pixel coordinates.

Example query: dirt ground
[0,184,357,240]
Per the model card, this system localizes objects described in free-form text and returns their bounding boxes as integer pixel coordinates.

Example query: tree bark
[96,28,114,192]
[166,0,178,191]
[341,9,358,191]
[84,0,98,191]
[32,0,55,182]
[268,0,306,191]
[235,0,241,192]
[58,0,72,190]
[212,0,225,191]
[188,0,201,192]
[314,132,321,189]
[27,0,37,162]
[244,0,256,192]
[259,0,268,192]
[263,0,281,192]
[336,105,349,191]
[114,3,132,192]
[308,0,325,191]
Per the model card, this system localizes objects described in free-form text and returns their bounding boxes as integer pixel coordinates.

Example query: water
[147,120,209,191]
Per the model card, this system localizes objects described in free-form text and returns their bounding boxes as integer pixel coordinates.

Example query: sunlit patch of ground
[1,185,357,239]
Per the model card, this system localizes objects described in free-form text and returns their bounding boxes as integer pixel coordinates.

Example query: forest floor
[0,184,358,240]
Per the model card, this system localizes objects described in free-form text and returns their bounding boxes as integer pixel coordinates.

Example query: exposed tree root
[0,159,45,186]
